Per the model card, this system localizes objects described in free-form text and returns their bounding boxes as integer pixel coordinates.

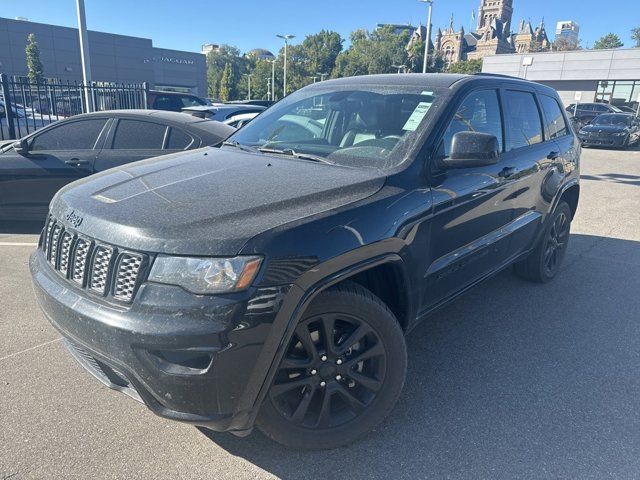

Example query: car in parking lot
[181,103,266,125]
[0,110,234,220]
[31,73,580,449]
[577,113,640,148]
[147,90,210,112]
[566,102,623,126]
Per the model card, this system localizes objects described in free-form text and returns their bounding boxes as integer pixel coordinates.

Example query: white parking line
[0,242,38,246]
[0,337,61,363]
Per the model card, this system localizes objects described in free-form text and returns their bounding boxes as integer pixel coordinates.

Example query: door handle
[498,166,517,178]
[547,151,560,160]
[65,158,90,166]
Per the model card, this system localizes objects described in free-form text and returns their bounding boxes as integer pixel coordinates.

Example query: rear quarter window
[112,119,167,149]
[539,95,569,139]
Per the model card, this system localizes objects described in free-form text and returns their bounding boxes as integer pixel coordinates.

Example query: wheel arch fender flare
[232,249,412,431]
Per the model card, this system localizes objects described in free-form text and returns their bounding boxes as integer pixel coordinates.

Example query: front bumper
[579,134,628,147]
[30,249,289,433]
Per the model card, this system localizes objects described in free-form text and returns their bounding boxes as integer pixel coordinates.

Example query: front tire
[257,282,407,449]
[514,201,572,283]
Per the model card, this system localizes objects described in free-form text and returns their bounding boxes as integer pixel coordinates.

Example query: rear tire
[514,201,572,283]
[257,281,407,449]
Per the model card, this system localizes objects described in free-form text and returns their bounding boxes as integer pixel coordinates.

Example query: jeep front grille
[41,216,147,303]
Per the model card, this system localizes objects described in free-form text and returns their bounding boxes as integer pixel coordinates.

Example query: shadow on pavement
[199,233,640,479]
[0,220,44,235]
[581,172,640,186]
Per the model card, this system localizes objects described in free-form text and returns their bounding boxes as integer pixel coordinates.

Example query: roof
[63,109,235,136]
[312,73,469,89]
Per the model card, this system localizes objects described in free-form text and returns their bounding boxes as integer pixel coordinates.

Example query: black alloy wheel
[257,282,407,449]
[543,208,570,277]
[269,312,386,429]
[514,200,573,283]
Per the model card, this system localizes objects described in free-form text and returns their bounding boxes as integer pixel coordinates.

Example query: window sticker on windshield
[421,91,434,97]
[403,102,432,131]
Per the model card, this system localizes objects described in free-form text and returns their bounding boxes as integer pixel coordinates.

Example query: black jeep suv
[30,74,580,449]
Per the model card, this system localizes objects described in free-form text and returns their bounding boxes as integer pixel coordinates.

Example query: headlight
[149,255,262,294]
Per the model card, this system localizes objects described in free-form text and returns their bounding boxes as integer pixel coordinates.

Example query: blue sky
[2,0,638,54]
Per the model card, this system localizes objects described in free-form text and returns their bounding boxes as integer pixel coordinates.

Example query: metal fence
[0,73,149,141]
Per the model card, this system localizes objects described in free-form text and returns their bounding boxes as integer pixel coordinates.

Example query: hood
[580,124,628,134]
[50,147,386,255]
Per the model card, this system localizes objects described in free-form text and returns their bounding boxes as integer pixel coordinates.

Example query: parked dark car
[226,99,275,108]
[0,110,234,220]
[147,90,210,112]
[565,102,623,126]
[577,113,640,148]
[181,104,266,124]
[31,73,580,449]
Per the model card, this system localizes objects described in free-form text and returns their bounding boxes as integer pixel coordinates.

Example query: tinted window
[112,120,167,149]
[443,89,503,156]
[539,95,569,139]
[166,128,194,149]
[179,96,207,108]
[31,119,107,151]
[594,104,609,112]
[505,91,543,150]
[152,95,180,111]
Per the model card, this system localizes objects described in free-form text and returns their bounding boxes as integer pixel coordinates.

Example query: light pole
[277,34,295,96]
[419,0,434,74]
[317,72,328,82]
[270,59,276,101]
[76,0,93,111]
[266,77,271,101]
[244,73,251,100]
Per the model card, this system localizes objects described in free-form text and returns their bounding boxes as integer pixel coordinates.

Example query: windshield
[227,85,442,170]
[593,114,631,127]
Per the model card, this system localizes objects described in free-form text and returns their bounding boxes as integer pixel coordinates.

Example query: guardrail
[0,74,149,140]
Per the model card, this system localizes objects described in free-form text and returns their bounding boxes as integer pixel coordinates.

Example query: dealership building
[0,17,207,95]
[482,48,640,110]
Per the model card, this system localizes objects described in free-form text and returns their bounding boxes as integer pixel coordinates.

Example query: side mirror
[442,131,500,168]
[0,105,5,115]
[12,139,29,155]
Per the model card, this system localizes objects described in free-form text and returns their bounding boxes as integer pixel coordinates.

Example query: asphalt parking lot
[2,145,640,480]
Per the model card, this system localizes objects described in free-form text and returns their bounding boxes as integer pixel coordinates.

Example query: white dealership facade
[482,48,640,110]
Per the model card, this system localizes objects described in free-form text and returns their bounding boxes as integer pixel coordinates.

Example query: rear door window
[30,119,108,151]
[504,91,544,150]
[166,127,195,149]
[112,119,167,149]
[539,95,569,139]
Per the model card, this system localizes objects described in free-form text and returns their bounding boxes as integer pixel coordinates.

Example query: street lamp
[244,73,252,100]
[266,77,272,101]
[270,59,276,101]
[276,34,295,96]
[419,0,434,74]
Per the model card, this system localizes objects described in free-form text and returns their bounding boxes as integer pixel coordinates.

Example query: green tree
[446,58,483,74]
[553,36,581,51]
[632,27,640,48]
[333,26,412,77]
[218,63,233,101]
[593,33,624,49]
[25,33,45,84]
[206,44,246,100]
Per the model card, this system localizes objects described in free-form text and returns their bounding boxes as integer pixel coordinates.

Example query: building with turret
[409,0,550,67]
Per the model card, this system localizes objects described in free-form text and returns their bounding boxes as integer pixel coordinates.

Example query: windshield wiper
[221,140,257,153]
[257,147,334,165]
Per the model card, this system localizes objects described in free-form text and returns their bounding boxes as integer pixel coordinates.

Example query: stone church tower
[421,0,550,65]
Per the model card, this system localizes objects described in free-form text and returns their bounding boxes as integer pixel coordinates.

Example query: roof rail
[473,72,523,80]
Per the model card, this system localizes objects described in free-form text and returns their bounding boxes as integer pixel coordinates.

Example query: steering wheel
[382,135,402,141]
